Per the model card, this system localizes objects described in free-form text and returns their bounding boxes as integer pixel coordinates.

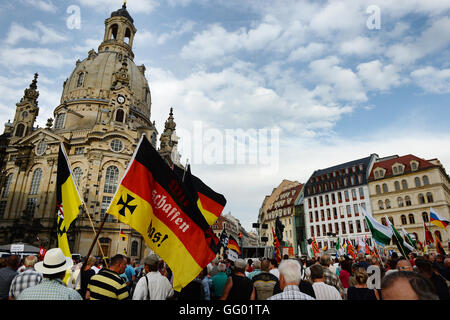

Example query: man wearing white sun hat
[17,248,82,300]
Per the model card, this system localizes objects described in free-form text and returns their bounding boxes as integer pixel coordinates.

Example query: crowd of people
[0,248,449,300]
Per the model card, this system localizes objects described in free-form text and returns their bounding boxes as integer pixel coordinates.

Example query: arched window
[131,240,138,256]
[422,212,429,223]
[401,215,407,225]
[394,181,400,191]
[29,168,42,195]
[434,230,442,242]
[15,123,25,137]
[125,28,132,45]
[104,166,119,194]
[408,214,415,224]
[405,196,412,206]
[382,183,388,193]
[426,192,433,203]
[73,167,82,186]
[55,113,66,129]
[378,200,384,210]
[418,193,425,204]
[2,173,13,198]
[414,177,421,188]
[375,185,381,194]
[401,179,408,190]
[109,24,118,40]
[385,199,391,209]
[77,72,85,87]
[423,175,430,185]
[397,197,404,207]
[115,109,125,123]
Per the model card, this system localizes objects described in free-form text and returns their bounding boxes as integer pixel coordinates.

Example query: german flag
[424,222,434,245]
[347,240,356,259]
[435,235,446,255]
[56,143,82,259]
[120,230,127,241]
[311,237,320,255]
[272,228,281,263]
[107,135,219,291]
[227,235,241,255]
[173,165,226,226]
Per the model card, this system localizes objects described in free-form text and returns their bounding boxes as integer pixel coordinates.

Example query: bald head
[396,259,413,272]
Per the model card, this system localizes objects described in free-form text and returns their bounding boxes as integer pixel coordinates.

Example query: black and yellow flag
[173,165,226,226]
[56,143,82,259]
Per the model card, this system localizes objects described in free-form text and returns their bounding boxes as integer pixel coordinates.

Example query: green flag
[385,216,413,258]
[335,237,340,251]
[401,227,417,249]
[362,208,392,245]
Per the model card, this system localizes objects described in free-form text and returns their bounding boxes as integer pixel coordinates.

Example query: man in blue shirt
[124,257,136,288]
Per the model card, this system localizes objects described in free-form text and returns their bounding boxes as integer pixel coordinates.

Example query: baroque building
[0,4,180,260]
[368,154,450,253]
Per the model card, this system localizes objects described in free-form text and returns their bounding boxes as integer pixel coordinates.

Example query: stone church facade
[0,4,180,260]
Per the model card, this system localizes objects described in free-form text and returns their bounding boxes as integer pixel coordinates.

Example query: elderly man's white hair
[278,259,301,284]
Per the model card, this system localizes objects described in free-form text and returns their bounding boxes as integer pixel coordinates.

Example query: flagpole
[80,200,108,265]
[82,211,109,270]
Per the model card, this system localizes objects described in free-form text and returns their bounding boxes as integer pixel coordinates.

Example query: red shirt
[339,269,350,288]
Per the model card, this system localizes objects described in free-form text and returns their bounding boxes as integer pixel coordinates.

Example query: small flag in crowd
[424,222,434,245]
[219,228,229,250]
[107,134,220,292]
[272,228,281,263]
[435,234,446,255]
[120,230,127,241]
[311,237,320,256]
[228,235,241,255]
[429,207,449,229]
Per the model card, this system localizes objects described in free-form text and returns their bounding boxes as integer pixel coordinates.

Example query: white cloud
[288,42,326,62]
[0,48,72,68]
[75,0,158,14]
[357,60,403,91]
[5,22,68,46]
[411,66,450,94]
[134,21,196,47]
[20,0,57,13]
[309,56,367,102]
[339,36,382,56]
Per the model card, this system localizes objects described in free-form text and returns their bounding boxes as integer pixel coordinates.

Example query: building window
[353,204,359,215]
[401,215,407,225]
[104,166,119,194]
[378,200,384,210]
[408,214,415,224]
[351,189,357,199]
[359,187,364,199]
[338,192,342,202]
[363,220,369,232]
[316,225,320,237]
[375,185,381,194]
[397,197,404,207]
[405,196,412,206]
[15,123,25,137]
[315,211,319,222]
[349,221,354,234]
[394,181,400,191]
[73,167,82,186]
[423,176,430,185]
[0,201,7,218]
[346,205,352,217]
[414,177,421,188]
[101,196,115,222]
[131,240,138,256]
[426,192,433,203]
[115,109,125,123]
[361,202,366,211]
[356,220,361,233]
[344,190,349,201]
[110,139,123,153]
[35,140,47,156]
[2,174,13,198]
[310,226,314,237]
[75,147,85,155]
[341,222,346,234]
[333,207,337,219]
[385,199,391,209]
[382,183,388,193]
[422,212,429,223]
[29,168,42,195]
[401,180,408,190]
[411,161,418,171]
[418,194,425,204]
[55,113,66,129]
[25,198,37,217]
[77,73,85,87]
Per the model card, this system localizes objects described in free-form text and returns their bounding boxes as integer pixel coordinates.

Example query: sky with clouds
[0,0,449,232]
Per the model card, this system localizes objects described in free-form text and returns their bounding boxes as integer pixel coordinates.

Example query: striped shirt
[268,285,315,300]
[9,268,43,299]
[312,282,342,300]
[17,278,82,300]
[87,268,129,300]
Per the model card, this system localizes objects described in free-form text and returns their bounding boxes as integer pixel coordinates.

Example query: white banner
[10,244,24,253]
[227,249,238,261]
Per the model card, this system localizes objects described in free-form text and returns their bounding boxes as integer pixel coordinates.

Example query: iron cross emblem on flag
[117,193,137,217]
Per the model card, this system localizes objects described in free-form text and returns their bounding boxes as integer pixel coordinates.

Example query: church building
[0,4,180,260]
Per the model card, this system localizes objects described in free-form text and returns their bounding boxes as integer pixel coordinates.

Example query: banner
[107,135,219,291]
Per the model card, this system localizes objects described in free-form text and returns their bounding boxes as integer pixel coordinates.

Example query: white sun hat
[34,248,73,275]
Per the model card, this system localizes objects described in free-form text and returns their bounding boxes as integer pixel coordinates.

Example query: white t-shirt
[132,271,174,300]
[270,268,280,279]
[312,282,342,300]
